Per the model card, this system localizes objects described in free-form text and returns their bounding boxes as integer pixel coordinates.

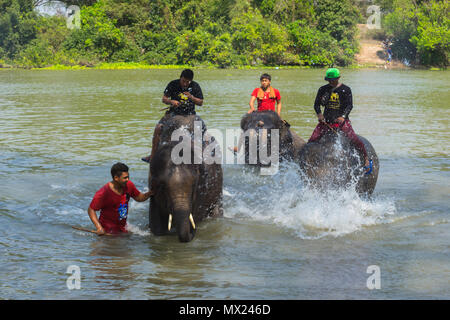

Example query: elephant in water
[148,114,223,242]
[294,130,379,196]
[238,110,305,166]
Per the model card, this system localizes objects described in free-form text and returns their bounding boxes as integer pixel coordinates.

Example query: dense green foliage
[378,0,449,67]
[0,0,448,68]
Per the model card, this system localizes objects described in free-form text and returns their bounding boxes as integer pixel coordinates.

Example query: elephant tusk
[189,214,196,230]
[168,214,172,231]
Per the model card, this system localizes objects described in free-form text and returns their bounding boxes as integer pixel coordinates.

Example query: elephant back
[159,114,207,144]
[240,110,283,131]
[295,130,379,195]
[239,110,305,162]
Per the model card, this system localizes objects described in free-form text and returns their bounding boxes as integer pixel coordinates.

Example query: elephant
[148,114,223,242]
[294,129,379,196]
[238,110,306,166]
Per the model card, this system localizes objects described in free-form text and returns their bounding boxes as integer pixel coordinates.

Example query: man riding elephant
[142,68,204,164]
[248,73,282,116]
[232,73,304,162]
[309,68,372,174]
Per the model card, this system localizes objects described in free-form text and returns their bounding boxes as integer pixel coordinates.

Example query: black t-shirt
[163,79,203,115]
[313,83,353,123]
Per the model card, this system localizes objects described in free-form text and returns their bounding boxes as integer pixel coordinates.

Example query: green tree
[287,19,338,66]
[176,25,214,65]
[230,7,289,65]
[410,0,449,66]
[208,33,233,68]
[258,0,315,24]
[62,0,126,61]
[314,0,360,42]
[383,0,449,66]
[0,0,38,59]
[383,0,418,63]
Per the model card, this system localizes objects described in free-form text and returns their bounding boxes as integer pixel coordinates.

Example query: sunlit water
[0,68,448,299]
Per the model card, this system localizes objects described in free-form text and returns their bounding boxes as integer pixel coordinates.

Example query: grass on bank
[0,62,432,71]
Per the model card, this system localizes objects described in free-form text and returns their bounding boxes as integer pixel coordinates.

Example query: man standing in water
[142,69,204,163]
[309,68,372,173]
[88,162,152,235]
[248,73,282,116]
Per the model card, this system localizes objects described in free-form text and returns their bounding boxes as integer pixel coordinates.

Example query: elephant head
[239,110,305,165]
[148,114,223,242]
[150,141,199,242]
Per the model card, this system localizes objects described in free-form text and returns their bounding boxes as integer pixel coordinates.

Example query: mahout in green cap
[324,68,340,81]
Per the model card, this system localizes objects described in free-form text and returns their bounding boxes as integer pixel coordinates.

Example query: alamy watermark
[66,265,81,290]
[66,5,81,30]
[354,0,382,30]
[366,5,381,30]
[169,121,280,175]
[366,265,381,290]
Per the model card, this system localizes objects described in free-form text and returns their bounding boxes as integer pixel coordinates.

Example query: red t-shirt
[251,87,281,112]
[89,181,140,234]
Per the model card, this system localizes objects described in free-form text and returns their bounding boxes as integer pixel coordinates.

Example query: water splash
[223,163,396,239]
[125,222,151,237]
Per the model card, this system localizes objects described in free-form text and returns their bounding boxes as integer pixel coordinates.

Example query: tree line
[0,0,448,68]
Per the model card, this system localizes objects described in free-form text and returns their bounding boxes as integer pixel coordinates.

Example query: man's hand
[171,100,181,107]
[317,113,325,122]
[144,190,154,198]
[183,91,193,100]
[336,117,345,124]
[96,226,106,236]
[247,109,255,114]
[88,207,106,236]
[134,190,154,202]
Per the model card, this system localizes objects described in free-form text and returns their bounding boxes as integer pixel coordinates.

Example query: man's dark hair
[111,162,129,178]
[260,73,271,81]
[180,69,194,80]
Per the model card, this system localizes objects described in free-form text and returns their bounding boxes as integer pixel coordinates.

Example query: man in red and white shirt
[248,73,282,116]
[88,162,152,235]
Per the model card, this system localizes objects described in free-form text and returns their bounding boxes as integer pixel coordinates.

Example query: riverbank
[1,56,446,71]
[1,61,444,71]
[355,24,409,70]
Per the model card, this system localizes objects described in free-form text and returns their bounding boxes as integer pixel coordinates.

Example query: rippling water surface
[0,68,448,299]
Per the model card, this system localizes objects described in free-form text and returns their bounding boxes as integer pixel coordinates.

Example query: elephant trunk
[169,192,196,242]
[165,166,197,242]
[173,209,196,242]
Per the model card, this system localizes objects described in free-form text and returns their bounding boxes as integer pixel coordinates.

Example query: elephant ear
[240,113,252,130]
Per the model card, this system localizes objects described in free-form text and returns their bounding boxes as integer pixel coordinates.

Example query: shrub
[287,20,339,66]
[230,8,289,65]
[17,38,53,67]
[62,0,126,61]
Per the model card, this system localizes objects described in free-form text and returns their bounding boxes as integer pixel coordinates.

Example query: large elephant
[294,129,379,196]
[148,114,223,242]
[238,110,305,166]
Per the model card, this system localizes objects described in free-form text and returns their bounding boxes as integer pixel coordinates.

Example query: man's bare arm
[248,96,256,113]
[162,95,180,107]
[276,100,282,116]
[183,91,203,106]
[87,207,105,235]
[133,190,153,202]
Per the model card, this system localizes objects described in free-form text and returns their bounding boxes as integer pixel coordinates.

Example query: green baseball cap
[324,68,340,81]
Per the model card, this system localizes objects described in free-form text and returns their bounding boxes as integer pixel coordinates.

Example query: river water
[0,68,448,299]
